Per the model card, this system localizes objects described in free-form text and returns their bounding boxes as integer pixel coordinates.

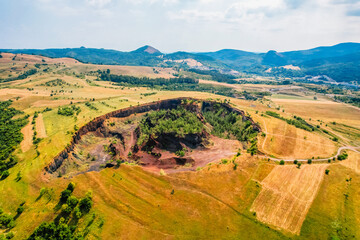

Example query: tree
[79,192,92,213]
[293,160,298,164]
[307,159,312,164]
[60,189,72,202]
[280,160,285,165]
[66,196,79,210]
[325,169,330,175]
[67,182,76,192]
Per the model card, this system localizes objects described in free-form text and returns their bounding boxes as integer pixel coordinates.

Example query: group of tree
[0,100,28,179]
[98,70,239,98]
[187,69,238,84]
[203,103,259,142]
[1,69,37,83]
[202,103,259,154]
[28,183,94,240]
[334,95,360,108]
[58,105,81,116]
[265,111,315,132]
[137,106,204,146]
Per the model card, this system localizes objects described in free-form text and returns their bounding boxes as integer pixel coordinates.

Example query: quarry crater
[46,98,260,177]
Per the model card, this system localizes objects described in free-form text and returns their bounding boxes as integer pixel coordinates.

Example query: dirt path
[35,113,47,138]
[261,146,359,162]
[20,116,33,152]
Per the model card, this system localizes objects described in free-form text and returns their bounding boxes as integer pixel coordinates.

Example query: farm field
[0,53,360,239]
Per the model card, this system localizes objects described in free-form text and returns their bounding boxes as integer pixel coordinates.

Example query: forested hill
[2,42,360,83]
[0,46,226,69]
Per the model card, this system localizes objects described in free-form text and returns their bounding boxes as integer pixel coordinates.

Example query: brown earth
[35,113,47,138]
[20,116,33,152]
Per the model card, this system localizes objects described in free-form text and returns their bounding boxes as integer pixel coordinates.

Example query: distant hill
[261,50,287,66]
[1,42,360,82]
[200,42,360,82]
[132,45,162,55]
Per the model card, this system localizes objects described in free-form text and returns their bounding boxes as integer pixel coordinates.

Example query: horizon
[2,41,360,54]
[1,0,360,53]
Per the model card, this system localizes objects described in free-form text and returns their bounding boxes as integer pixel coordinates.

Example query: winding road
[260,146,360,163]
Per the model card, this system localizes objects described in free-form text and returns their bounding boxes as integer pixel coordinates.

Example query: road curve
[260,146,360,163]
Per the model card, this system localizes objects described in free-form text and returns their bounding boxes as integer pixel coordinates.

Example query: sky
[1,0,360,53]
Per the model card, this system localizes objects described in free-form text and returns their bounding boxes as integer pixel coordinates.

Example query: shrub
[16,206,24,215]
[159,169,166,176]
[221,159,229,164]
[337,152,348,161]
[0,170,9,180]
[6,232,14,239]
[175,150,185,157]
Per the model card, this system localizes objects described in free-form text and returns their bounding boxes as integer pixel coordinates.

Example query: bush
[6,232,14,239]
[0,170,9,180]
[175,150,185,157]
[16,206,24,215]
[337,152,348,161]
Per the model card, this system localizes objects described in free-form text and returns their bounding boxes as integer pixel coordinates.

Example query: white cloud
[86,0,112,7]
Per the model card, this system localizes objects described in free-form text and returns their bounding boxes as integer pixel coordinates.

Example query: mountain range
[1,42,360,83]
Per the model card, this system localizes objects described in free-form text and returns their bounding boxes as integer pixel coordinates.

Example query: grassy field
[1,54,360,239]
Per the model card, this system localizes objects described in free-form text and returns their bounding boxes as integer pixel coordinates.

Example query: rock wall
[45,97,261,173]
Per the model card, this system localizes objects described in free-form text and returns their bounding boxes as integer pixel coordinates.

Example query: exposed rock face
[45,98,261,174]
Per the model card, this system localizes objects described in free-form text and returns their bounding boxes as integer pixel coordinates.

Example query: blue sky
[1,0,360,52]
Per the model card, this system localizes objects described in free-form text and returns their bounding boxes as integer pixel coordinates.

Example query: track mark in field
[250,164,328,234]
[20,116,33,152]
[84,172,175,238]
[35,113,47,138]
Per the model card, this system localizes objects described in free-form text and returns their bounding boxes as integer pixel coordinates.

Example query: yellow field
[254,115,338,159]
[251,164,328,234]
[1,53,360,239]
[339,151,360,173]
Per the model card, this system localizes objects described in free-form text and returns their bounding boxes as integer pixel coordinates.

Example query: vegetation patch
[137,106,204,146]
[266,111,315,132]
[99,70,240,98]
[39,78,70,87]
[58,105,81,116]
[0,100,28,178]
[28,183,94,240]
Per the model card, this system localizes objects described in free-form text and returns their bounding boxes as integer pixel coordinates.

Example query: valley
[0,50,359,240]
